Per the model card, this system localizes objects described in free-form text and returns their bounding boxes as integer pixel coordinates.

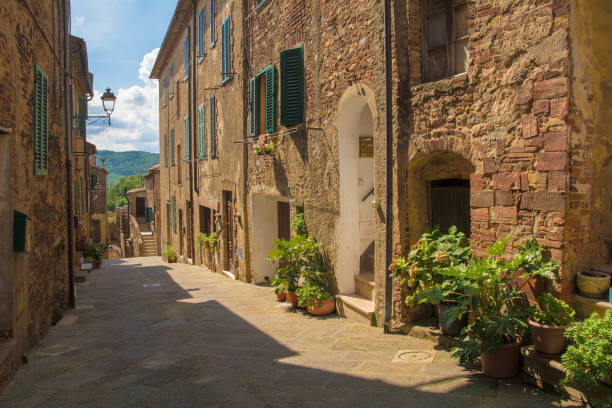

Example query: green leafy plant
[290,212,307,236]
[83,256,96,264]
[271,277,288,295]
[389,226,471,307]
[562,310,612,398]
[253,140,274,155]
[207,232,218,251]
[162,246,177,262]
[196,232,209,248]
[268,235,320,291]
[83,243,103,261]
[296,281,332,308]
[531,293,574,326]
[515,238,559,280]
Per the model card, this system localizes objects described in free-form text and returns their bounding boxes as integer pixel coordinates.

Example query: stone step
[335,293,375,326]
[572,293,612,319]
[354,273,375,301]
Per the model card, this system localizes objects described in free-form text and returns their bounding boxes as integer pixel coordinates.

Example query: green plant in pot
[448,237,533,378]
[528,293,574,357]
[162,246,177,263]
[390,226,472,335]
[271,276,288,302]
[84,243,103,267]
[268,234,320,307]
[561,310,612,408]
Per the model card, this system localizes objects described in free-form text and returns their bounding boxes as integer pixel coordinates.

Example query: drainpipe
[383,0,393,333]
[63,0,75,308]
[175,16,196,262]
[191,0,198,196]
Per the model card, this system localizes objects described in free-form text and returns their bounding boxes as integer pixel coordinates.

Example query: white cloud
[87,48,160,153]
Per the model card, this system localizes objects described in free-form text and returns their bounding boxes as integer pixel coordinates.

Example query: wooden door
[430,179,470,236]
[277,202,290,240]
[178,209,184,255]
[136,197,146,218]
[222,191,234,271]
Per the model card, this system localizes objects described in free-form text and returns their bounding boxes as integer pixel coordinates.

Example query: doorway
[136,196,146,218]
[430,179,470,236]
[222,191,234,272]
[166,203,171,244]
[178,208,184,256]
[338,91,376,294]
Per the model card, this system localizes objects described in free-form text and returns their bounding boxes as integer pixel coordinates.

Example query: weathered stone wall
[393,0,572,319]
[0,0,71,390]
[91,166,107,215]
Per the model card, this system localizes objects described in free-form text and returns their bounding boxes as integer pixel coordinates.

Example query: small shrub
[296,282,331,308]
[162,246,177,262]
[531,293,574,326]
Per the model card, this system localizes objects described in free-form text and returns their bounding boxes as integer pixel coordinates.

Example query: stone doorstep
[572,293,612,319]
[335,293,375,326]
[354,274,375,302]
[399,319,462,349]
[522,346,612,404]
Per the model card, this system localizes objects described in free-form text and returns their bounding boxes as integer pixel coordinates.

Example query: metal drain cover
[392,350,435,363]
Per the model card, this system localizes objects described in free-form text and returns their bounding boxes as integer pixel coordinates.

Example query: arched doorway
[337,88,376,295]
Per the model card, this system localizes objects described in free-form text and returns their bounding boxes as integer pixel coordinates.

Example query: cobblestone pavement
[0,258,574,407]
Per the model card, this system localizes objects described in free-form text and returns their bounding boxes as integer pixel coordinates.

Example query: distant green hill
[96,150,159,185]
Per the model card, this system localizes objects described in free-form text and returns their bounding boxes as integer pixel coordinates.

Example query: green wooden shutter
[210,0,215,46]
[172,196,176,232]
[79,96,87,137]
[280,46,304,126]
[198,8,205,61]
[221,15,230,82]
[13,211,27,252]
[170,129,175,165]
[163,75,167,106]
[146,207,153,222]
[169,64,173,95]
[184,34,190,79]
[34,65,48,175]
[91,174,97,189]
[198,103,206,158]
[210,95,216,157]
[249,77,257,137]
[164,134,168,167]
[184,115,190,161]
[265,66,275,133]
[81,176,85,213]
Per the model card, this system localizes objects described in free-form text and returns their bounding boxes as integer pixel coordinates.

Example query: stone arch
[336,84,377,295]
[405,151,475,244]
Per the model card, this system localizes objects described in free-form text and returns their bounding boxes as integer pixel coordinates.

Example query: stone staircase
[336,272,376,326]
[138,223,157,257]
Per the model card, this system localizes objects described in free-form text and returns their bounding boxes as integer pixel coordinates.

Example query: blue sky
[72,0,176,153]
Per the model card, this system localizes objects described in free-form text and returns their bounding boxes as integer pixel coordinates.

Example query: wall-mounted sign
[236,245,243,261]
[359,136,373,158]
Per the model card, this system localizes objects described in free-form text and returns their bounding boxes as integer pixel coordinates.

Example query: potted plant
[562,310,612,407]
[296,282,335,315]
[576,270,611,299]
[449,237,533,378]
[84,243,103,268]
[528,293,574,357]
[162,246,177,263]
[390,226,472,335]
[271,276,288,302]
[253,140,274,155]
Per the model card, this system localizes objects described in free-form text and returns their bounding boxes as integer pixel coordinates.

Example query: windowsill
[412,72,468,91]
[221,76,231,85]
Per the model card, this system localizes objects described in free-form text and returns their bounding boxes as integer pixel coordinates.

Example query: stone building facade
[151,0,249,275]
[153,0,612,328]
[89,153,109,247]
[144,165,162,254]
[0,0,78,390]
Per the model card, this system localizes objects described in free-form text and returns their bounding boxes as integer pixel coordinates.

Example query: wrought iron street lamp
[76,87,117,126]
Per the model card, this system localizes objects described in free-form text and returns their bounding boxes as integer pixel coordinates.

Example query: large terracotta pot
[576,270,610,298]
[529,320,570,357]
[307,297,336,316]
[480,343,520,378]
[285,291,298,307]
[436,303,467,336]
[276,290,287,302]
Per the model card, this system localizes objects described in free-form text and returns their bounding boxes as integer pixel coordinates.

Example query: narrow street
[0,258,571,407]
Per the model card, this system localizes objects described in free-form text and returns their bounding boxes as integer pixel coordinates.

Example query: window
[184,33,190,79]
[177,145,182,184]
[170,129,175,165]
[169,63,174,96]
[221,15,231,83]
[210,0,216,46]
[78,96,87,137]
[184,115,190,162]
[249,66,275,137]
[90,174,97,189]
[199,205,212,235]
[423,0,469,82]
[210,95,217,157]
[198,8,205,62]
[198,102,207,159]
[163,75,167,106]
[34,65,49,175]
[13,211,28,252]
[280,46,304,126]
[81,176,85,213]
[164,134,168,167]
[172,195,176,232]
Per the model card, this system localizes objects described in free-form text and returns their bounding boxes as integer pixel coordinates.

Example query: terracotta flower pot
[528,320,570,357]
[285,291,298,307]
[436,303,467,336]
[480,343,520,378]
[307,297,336,316]
[577,270,610,299]
[276,290,287,302]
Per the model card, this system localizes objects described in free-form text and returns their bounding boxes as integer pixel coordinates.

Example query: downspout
[63,0,75,308]
[191,0,198,196]
[175,16,196,262]
[383,0,393,332]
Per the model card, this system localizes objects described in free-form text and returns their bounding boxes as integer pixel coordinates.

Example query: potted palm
[528,293,574,357]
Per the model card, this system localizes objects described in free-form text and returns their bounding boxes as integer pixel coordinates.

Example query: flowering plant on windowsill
[253,139,274,155]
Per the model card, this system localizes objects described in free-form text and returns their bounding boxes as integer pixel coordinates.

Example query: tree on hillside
[107,174,144,211]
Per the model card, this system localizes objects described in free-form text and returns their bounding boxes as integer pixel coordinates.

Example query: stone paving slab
[0,257,576,407]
